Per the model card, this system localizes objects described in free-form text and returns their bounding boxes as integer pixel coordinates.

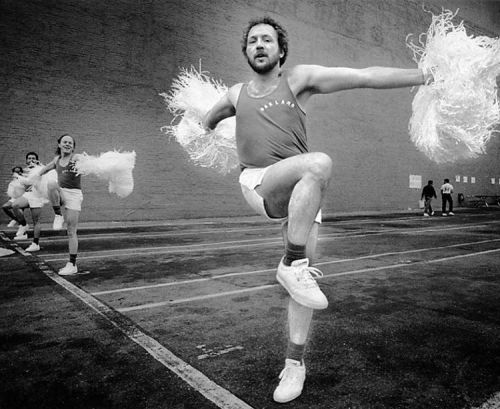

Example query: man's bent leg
[25,208,42,252]
[262,154,331,309]
[12,197,30,239]
[2,201,17,222]
[257,153,332,246]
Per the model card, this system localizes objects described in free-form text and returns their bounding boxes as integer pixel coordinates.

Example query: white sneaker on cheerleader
[276,258,328,310]
[58,262,78,276]
[52,215,64,230]
[25,243,40,252]
[273,359,306,403]
[15,224,29,237]
[7,220,18,228]
[14,233,28,240]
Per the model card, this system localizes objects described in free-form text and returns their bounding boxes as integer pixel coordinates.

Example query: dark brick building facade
[1,0,499,222]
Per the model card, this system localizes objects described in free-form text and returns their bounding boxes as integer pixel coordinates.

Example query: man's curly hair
[241,16,289,66]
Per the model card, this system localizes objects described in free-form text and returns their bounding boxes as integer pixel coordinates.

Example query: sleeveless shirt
[56,157,81,190]
[235,72,308,169]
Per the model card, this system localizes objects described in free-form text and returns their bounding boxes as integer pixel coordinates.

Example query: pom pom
[407,9,500,162]
[36,169,58,199]
[17,166,57,201]
[160,66,238,174]
[74,151,136,198]
[7,179,25,199]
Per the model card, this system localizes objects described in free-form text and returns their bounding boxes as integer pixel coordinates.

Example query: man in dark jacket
[421,180,437,216]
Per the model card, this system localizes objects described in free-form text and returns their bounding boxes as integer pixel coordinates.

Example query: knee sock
[69,254,77,266]
[286,341,305,363]
[283,242,306,266]
[53,206,62,216]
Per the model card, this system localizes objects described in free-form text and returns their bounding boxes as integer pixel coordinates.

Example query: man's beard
[247,54,280,74]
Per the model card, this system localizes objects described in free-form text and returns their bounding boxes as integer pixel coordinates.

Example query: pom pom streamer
[407,9,500,163]
[17,166,55,203]
[160,66,238,174]
[74,151,136,198]
[7,178,25,199]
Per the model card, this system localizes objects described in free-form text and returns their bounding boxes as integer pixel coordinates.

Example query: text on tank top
[56,158,82,190]
[235,72,308,169]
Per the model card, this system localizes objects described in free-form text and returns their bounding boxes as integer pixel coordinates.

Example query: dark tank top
[56,157,81,190]
[235,72,308,169]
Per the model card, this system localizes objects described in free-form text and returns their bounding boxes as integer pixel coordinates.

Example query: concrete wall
[1,0,499,223]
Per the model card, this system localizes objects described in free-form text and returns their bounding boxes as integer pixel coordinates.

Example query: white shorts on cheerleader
[239,166,322,224]
[60,188,83,211]
[23,191,48,208]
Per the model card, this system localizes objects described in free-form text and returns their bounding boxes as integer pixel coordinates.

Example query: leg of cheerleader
[273,221,319,403]
[25,207,42,252]
[48,180,64,230]
[58,208,79,275]
[2,200,18,224]
[11,196,30,239]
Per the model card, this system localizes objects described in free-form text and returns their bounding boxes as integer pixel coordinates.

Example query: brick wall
[1,0,499,223]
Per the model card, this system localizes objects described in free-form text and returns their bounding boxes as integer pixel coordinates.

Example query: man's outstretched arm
[293,64,430,96]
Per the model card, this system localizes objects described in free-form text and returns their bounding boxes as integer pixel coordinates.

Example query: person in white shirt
[440,178,454,216]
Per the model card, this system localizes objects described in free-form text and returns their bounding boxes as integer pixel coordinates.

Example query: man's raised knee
[307,153,332,181]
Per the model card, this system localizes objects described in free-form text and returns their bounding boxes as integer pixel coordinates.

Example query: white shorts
[239,167,322,223]
[60,188,83,211]
[23,191,48,209]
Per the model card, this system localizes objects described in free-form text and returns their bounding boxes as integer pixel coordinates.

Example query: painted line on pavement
[40,222,496,262]
[0,232,254,409]
[116,247,500,312]
[92,238,500,296]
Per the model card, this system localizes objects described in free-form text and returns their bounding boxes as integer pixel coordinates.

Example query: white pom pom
[7,179,25,199]
[160,66,238,174]
[35,169,58,200]
[74,151,136,198]
[407,9,500,162]
[16,165,54,202]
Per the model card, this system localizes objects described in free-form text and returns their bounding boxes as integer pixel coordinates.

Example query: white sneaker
[15,224,29,236]
[14,233,28,240]
[25,243,40,252]
[442,213,447,216]
[448,212,455,215]
[273,359,306,403]
[52,215,64,230]
[7,220,18,228]
[423,213,429,217]
[276,258,328,310]
[58,262,78,276]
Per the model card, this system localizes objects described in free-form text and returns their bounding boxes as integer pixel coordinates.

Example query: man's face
[245,24,283,74]
[26,154,38,166]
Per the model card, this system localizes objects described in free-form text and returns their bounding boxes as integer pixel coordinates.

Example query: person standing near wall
[36,134,83,275]
[421,180,437,217]
[440,178,454,216]
[203,16,432,403]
